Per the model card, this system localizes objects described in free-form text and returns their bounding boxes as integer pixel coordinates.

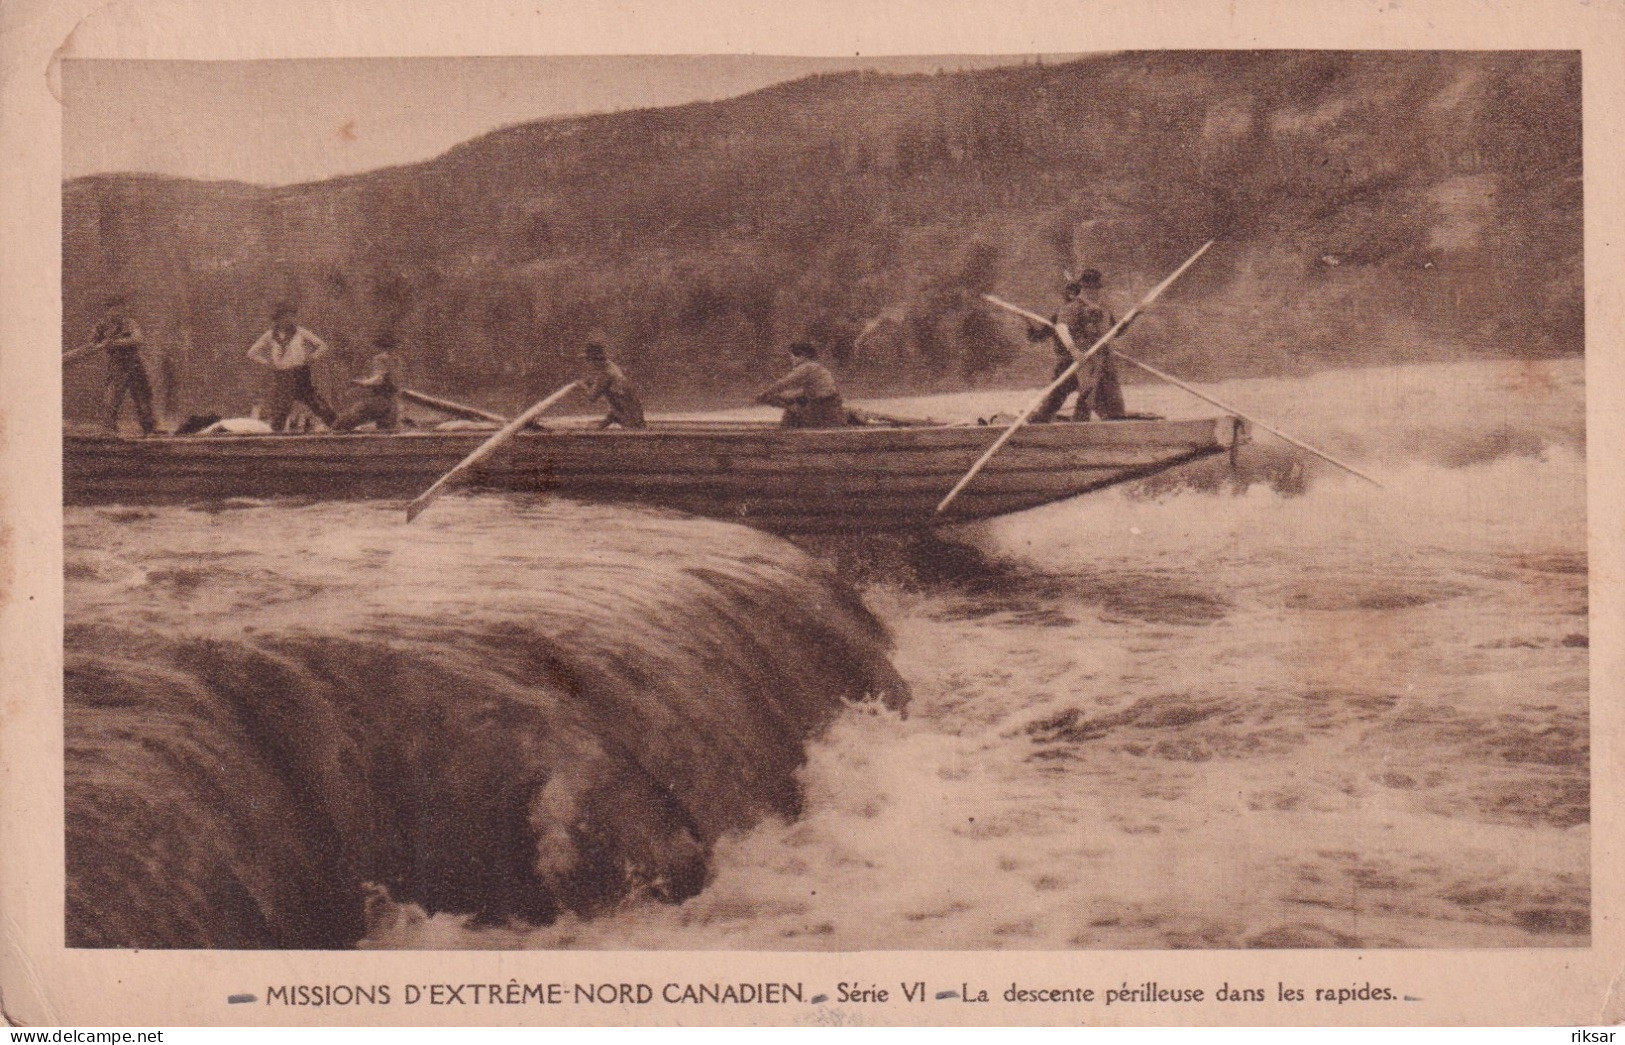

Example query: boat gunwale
[67,415,1240,448]
[62,416,1246,529]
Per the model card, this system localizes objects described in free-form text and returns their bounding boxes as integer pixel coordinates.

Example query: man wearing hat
[1028,268,1128,423]
[756,341,845,428]
[579,342,646,429]
[89,295,159,435]
[247,302,337,431]
[333,335,403,433]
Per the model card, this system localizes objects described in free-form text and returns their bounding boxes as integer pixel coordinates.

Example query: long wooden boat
[63,415,1248,532]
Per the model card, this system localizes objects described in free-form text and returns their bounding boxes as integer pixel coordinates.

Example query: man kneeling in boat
[580,342,646,429]
[1028,268,1128,423]
[757,341,845,428]
[333,344,402,432]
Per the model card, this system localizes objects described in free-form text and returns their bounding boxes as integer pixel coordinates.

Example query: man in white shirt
[247,303,337,431]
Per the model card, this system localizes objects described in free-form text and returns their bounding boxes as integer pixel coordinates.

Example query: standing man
[248,303,337,431]
[89,295,159,436]
[756,341,845,428]
[579,342,647,429]
[1028,268,1128,422]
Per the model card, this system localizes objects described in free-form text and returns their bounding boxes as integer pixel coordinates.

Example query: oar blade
[404,491,435,523]
[406,473,458,522]
[403,380,578,523]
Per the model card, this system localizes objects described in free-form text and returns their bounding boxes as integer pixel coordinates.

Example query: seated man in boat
[756,341,846,428]
[334,343,402,432]
[1028,269,1128,423]
[579,342,646,429]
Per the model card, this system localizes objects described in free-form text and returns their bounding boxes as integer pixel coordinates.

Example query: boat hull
[63,417,1245,532]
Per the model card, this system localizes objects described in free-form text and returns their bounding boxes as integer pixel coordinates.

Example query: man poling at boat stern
[247,302,339,432]
[577,341,647,429]
[756,341,846,429]
[89,294,160,436]
[1027,268,1129,423]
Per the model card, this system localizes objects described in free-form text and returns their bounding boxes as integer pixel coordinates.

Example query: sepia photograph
[3,0,1621,1029]
[58,44,1588,950]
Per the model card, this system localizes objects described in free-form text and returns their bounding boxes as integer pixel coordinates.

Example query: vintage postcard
[2,0,1621,1029]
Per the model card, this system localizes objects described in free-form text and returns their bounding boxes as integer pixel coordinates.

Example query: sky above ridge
[63,54,1070,187]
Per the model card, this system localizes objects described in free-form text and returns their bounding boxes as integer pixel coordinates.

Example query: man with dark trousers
[90,295,158,436]
[248,302,337,431]
[579,342,647,429]
[1028,268,1127,423]
[334,342,403,433]
[756,341,845,428]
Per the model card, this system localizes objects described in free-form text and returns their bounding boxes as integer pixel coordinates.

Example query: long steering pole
[1108,351,1383,488]
[937,241,1215,516]
[981,287,1384,489]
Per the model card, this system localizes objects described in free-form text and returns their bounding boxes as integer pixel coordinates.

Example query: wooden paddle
[398,388,509,424]
[847,407,940,428]
[398,387,560,431]
[405,381,578,522]
[937,241,1215,515]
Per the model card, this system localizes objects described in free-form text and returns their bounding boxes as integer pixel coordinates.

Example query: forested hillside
[63,50,1581,420]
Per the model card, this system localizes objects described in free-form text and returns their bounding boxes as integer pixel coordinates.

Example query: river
[64,358,1588,950]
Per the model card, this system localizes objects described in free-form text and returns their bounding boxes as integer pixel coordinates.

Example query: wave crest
[66,508,908,948]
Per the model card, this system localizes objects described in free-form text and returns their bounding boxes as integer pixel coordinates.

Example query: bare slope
[63,51,1580,421]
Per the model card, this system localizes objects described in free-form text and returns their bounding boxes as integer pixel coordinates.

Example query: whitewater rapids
[65,503,908,947]
[64,358,1587,950]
